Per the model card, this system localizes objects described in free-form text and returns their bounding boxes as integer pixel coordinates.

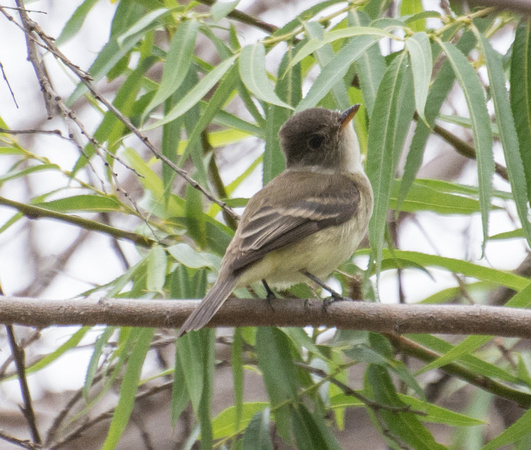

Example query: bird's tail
[177,275,238,337]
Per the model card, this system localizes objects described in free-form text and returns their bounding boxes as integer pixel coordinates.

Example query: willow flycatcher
[177,105,373,336]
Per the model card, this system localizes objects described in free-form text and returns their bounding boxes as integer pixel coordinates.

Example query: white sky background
[0,0,528,402]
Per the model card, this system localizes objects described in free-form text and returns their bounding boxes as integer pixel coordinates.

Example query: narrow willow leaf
[303,21,350,110]
[84,327,115,401]
[510,19,531,210]
[167,243,217,269]
[25,327,89,374]
[35,195,122,213]
[397,31,477,211]
[211,0,240,22]
[478,34,531,247]
[437,39,494,247]
[178,64,239,165]
[68,9,169,104]
[211,403,269,439]
[271,0,347,37]
[292,404,342,450]
[398,394,484,426]
[418,281,531,374]
[390,180,482,214]
[198,329,215,449]
[295,35,378,112]
[144,20,199,117]
[242,408,274,450]
[400,0,425,31]
[146,245,167,293]
[366,52,415,274]
[232,328,244,432]
[363,248,529,290]
[285,26,395,72]
[483,407,531,449]
[102,328,154,450]
[116,8,169,48]
[366,365,446,450]
[405,32,432,121]
[349,11,386,115]
[146,55,237,129]
[256,327,298,440]
[239,43,292,109]
[410,334,522,385]
[56,0,99,46]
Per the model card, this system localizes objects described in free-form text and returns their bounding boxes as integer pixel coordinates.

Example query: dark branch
[6,325,41,445]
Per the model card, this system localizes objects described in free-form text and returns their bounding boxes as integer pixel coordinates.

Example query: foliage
[1,0,531,448]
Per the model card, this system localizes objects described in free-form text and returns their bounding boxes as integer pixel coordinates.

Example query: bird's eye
[308,134,324,149]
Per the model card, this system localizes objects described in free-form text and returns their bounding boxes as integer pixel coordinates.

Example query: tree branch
[5,325,41,446]
[2,296,531,339]
[0,196,156,247]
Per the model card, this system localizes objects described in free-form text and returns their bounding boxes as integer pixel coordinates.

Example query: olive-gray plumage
[177,106,373,336]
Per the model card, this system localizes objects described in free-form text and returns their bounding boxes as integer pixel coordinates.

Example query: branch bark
[2,296,531,339]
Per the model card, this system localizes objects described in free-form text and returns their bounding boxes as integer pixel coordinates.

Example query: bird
[177,105,373,337]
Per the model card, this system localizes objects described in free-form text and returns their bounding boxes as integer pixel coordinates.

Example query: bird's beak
[339,104,361,130]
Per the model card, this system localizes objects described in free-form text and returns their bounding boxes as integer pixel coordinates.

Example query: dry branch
[2,296,531,339]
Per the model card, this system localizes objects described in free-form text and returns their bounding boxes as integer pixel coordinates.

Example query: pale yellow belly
[235,218,365,289]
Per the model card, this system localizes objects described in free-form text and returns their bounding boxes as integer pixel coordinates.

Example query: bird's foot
[262,280,276,311]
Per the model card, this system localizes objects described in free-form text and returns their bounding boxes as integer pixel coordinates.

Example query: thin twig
[0,430,40,449]
[19,12,239,222]
[0,61,19,108]
[14,0,56,118]
[5,325,41,445]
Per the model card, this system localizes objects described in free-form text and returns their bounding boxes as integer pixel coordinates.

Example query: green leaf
[358,249,530,291]
[366,365,445,450]
[510,18,531,225]
[56,0,99,46]
[232,328,244,432]
[418,281,531,374]
[211,0,240,22]
[144,20,199,117]
[366,52,415,274]
[400,0,426,31]
[145,55,237,129]
[256,327,298,441]
[405,32,432,121]
[68,8,170,104]
[242,407,274,450]
[178,64,239,165]
[0,164,60,185]
[477,33,531,246]
[84,327,115,401]
[397,31,477,212]
[35,195,122,213]
[410,334,522,385]
[102,328,154,450]
[483,407,531,449]
[146,245,167,293]
[239,43,293,109]
[211,402,268,439]
[295,35,378,112]
[390,180,482,214]
[167,243,218,269]
[25,327,89,375]
[256,328,298,403]
[292,404,341,450]
[348,11,386,115]
[286,26,395,73]
[437,39,494,248]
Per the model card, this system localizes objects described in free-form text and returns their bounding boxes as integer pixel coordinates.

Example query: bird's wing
[227,170,361,274]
